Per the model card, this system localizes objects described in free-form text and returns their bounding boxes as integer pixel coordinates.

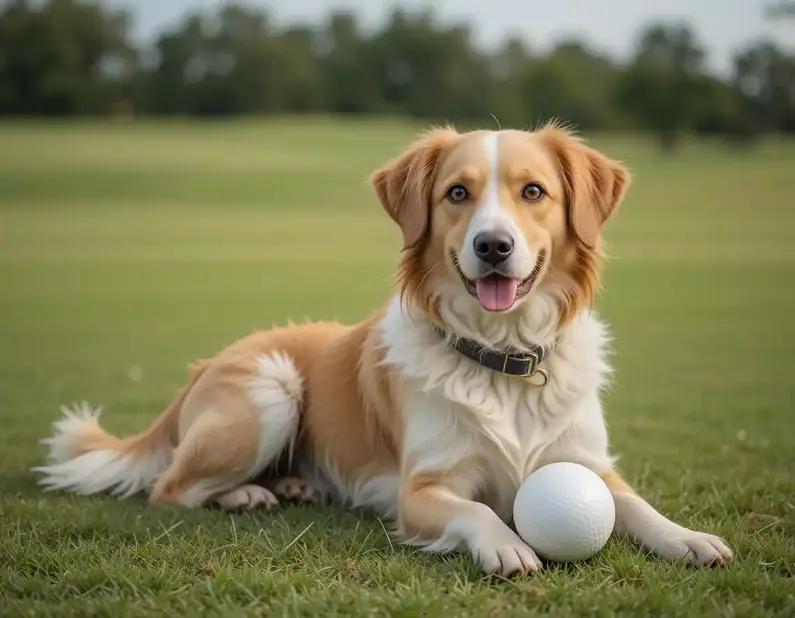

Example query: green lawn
[1,118,794,617]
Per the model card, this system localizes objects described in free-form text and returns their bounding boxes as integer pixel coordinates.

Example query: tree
[142,3,322,116]
[733,43,795,134]
[0,0,136,115]
[276,26,327,112]
[517,41,621,131]
[488,37,532,127]
[690,74,742,137]
[366,8,496,125]
[144,13,208,115]
[616,22,707,152]
[318,11,377,114]
[213,4,282,114]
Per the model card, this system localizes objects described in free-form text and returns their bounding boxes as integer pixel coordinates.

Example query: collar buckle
[502,351,538,377]
[501,351,549,386]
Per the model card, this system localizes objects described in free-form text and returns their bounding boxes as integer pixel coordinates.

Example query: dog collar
[433,326,554,386]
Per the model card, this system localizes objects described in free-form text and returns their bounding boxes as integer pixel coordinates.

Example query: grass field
[1,118,794,617]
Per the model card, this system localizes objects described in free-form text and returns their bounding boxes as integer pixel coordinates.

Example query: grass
[1,117,794,617]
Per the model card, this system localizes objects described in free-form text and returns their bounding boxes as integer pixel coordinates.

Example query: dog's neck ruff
[433,325,555,385]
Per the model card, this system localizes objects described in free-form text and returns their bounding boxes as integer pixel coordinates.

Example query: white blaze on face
[459,132,535,311]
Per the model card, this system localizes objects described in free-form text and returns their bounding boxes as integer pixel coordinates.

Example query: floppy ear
[543,127,631,248]
[371,128,459,250]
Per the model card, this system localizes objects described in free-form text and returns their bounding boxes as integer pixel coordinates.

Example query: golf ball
[513,462,616,562]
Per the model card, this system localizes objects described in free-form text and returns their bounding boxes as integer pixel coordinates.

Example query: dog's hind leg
[149,352,302,511]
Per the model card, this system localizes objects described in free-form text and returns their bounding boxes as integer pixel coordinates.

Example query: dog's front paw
[654,528,733,566]
[612,492,734,567]
[470,527,542,576]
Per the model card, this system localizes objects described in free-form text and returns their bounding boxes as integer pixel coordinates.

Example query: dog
[34,124,733,575]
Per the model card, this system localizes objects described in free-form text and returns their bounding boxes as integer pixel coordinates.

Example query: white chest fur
[380,293,613,521]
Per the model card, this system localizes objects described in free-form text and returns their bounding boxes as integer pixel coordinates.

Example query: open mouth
[452,249,547,312]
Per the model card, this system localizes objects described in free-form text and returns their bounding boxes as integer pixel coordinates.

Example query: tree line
[1,0,794,150]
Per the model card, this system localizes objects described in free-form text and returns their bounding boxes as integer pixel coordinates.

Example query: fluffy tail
[32,377,195,498]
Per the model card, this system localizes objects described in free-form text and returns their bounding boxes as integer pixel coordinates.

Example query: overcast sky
[110,0,793,74]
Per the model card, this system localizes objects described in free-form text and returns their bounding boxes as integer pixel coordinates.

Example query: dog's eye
[447,185,469,203]
[522,184,545,202]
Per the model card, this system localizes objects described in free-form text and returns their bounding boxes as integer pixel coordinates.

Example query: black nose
[473,231,514,265]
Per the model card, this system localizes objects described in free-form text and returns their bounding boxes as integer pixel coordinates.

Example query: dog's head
[371,124,630,329]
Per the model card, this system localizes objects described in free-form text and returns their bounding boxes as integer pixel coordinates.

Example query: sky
[109,0,793,75]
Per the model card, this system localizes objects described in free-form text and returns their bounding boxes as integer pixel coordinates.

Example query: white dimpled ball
[513,462,615,562]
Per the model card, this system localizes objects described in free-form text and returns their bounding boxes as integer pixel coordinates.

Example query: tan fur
[399,480,471,541]
[538,125,631,249]
[600,469,635,495]
[398,460,478,538]
[148,386,263,505]
[151,322,355,505]
[302,311,403,484]
[371,127,460,251]
[538,126,631,324]
[374,129,463,322]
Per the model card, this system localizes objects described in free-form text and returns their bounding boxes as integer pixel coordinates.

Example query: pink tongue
[475,276,519,311]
